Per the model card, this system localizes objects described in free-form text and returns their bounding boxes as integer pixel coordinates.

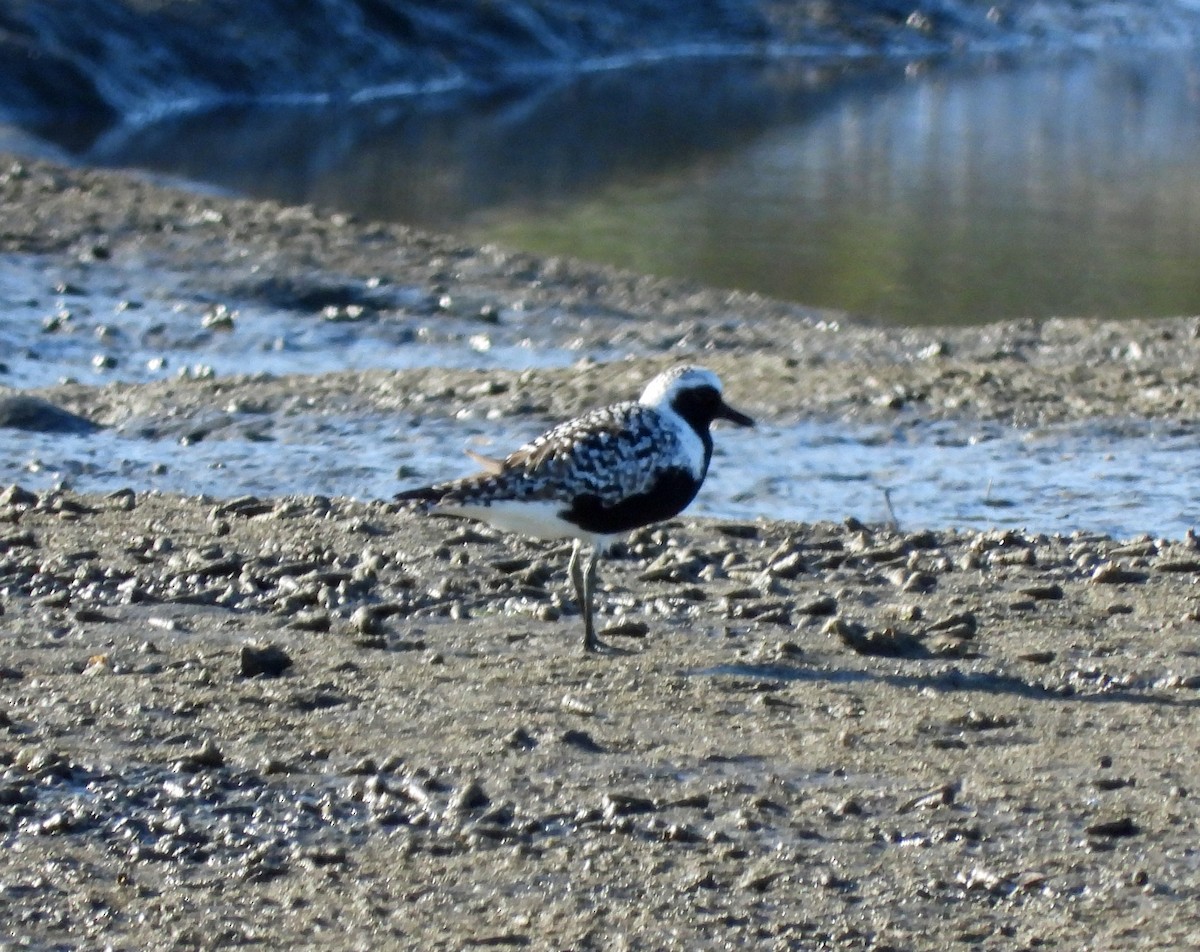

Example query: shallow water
[79,50,1200,324]
[2,254,1195,539]
[0,254,582,391]
[2,410,1194,540]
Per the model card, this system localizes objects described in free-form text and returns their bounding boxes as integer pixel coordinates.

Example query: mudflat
[2,156,1199,949]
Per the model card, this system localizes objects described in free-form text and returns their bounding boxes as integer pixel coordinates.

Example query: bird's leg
[567,539,589,650]
[583,541,603,652]
[569,538,604,653]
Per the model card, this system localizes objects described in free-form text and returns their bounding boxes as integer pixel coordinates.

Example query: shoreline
[4,153,1200,432]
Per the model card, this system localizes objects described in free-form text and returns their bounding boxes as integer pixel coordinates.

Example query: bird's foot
[583,635,634,656]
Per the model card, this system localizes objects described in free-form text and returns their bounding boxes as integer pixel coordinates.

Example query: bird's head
[639,366,755,431]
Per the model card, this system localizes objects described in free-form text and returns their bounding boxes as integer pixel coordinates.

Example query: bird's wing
[400,403,685,510]
[464,448,506,474]
[501,403,683,505]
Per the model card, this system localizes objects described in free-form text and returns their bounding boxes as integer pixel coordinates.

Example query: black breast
[560,466,702,535]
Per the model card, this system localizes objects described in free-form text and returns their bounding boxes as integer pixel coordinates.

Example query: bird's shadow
[691,661,1197,708]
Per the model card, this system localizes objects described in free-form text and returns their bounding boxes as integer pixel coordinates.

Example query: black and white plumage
[395,365,755,652]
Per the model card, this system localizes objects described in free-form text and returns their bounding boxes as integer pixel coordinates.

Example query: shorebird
[395,365,755,652]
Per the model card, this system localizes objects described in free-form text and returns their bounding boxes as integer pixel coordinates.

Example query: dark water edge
[62,49,1200,326]
[0,0,973,135]
[8,0,1200,136]
[5,2,1200,327]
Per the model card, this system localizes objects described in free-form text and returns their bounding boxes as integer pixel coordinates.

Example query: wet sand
[2,155,1200,949]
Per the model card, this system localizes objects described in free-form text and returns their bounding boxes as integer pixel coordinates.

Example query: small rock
[289,609,331,632]
[504,727,537,750]
[560,729,605,753]
[905,529,940,549]
[298,845,348,868]
[900,571,938,593]
[0,530,37,551]
[201,304,236,331]
[767,550,807,579]
[1093,777,1136,791]
[1086,816,1140,838]
[0,396,99,434]
[213,495,274,518]
[560,695,596,717]
[715,523,759,539]
[927,611,977,634]
[450,780,491,812]
[0,485,38,507]
[600,619,649,639]
[350,605,383,635]
[796,594,838,617]
[15,747,71,777]
[239,643,293,678]
[1089,563,1148,585]
[174,739,225,772]
[1019,583,1064,600]
[826,618,925,657]
[739,867,782,892]
[73,607,114,624]
[601,793,655,819]
[898,782,959,813]
[1155,557,1200,573]
[107,487,136,511]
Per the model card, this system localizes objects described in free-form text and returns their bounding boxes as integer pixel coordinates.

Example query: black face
[671,385,755,432]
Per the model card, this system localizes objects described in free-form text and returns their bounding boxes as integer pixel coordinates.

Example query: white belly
[440,500,611,545]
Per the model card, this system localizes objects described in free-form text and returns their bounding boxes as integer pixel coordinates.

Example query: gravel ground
[2,156,1200,950]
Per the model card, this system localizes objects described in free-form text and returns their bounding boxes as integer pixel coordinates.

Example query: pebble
[239,642,293,678]
[898,782,959,812]
[600,619,650,639]
[1085,816,1140,838]
[795,594,838,616]
[450,780,490,812]
[900,570,938,593]
[173,739,225,772]
[504,728,537,750]
[560,695,596,717]
[559,729,605,753]
[1089,562,1149,585]
[350,605,383,634]
[0,484,39,507]
[923,611,978,639]
[0,396,99,434]
[826,618,925,658]
[1019,582,1064,600]
[289,609,331,632]
[601,793,655,819]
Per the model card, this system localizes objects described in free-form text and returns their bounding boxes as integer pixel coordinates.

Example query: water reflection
[81,51,1200,324]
